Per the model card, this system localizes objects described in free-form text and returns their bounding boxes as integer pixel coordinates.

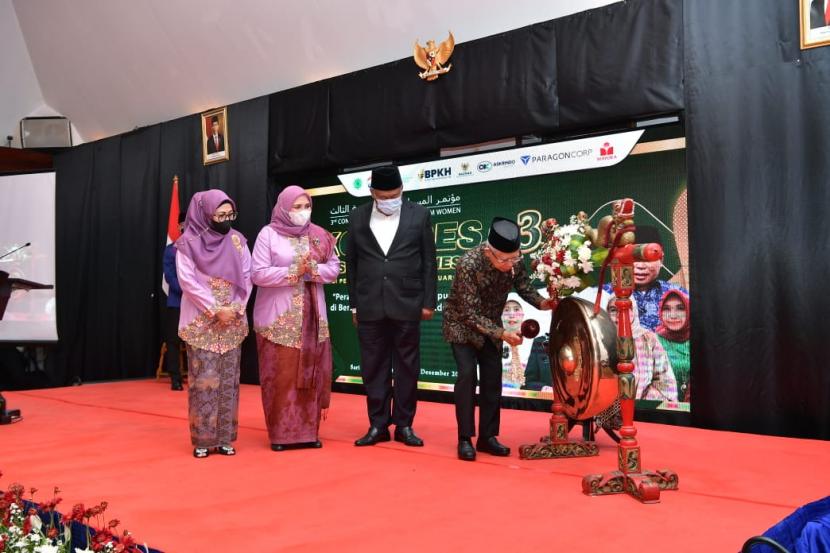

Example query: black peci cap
[488,217,521,253]
[370,166,403,191]
[635,225,662,246]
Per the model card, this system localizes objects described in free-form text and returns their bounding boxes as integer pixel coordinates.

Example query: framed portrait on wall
[201,107,229,165]
[800,0,830,49]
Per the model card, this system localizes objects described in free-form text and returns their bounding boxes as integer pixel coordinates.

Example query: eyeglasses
[213,211,238,222]
[489,250,522,264]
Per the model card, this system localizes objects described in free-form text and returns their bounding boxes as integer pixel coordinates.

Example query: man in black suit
[346,166,437,447]
[206,116,225,154]
[811,0,829,29]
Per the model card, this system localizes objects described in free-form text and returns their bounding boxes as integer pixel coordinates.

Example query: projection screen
[0,171,58,342]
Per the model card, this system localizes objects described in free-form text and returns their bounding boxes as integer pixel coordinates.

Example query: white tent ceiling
[12,0,617,143]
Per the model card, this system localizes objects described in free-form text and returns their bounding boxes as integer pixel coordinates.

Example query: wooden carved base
[519,411,599,460]
[581,469,679,503]
[519,435,599,459]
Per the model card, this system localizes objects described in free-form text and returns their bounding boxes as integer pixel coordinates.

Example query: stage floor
[2,380,828,552]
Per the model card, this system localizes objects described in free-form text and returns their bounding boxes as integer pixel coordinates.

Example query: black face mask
[210,220,232,234]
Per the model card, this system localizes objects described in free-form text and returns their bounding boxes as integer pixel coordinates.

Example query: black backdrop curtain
[49,96,270,385]
[685,0,830,439]
[268,0,683,175]
[51,130,161,384]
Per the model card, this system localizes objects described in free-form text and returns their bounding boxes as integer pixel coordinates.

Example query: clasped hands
[215,306,240,325]
[295,252,315,278]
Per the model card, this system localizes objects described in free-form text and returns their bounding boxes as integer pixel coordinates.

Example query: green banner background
[312,148,687,408]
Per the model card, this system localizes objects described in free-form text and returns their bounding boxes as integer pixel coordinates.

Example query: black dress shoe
[171,380,183,391]
[272,441,322,451]
[394,426,424,447]
[458,439,476,461]
[476,436,511,456]
[354,427,391,446]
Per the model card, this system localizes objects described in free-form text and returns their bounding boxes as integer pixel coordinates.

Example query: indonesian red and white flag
[167,175,182,244]
[162,176,181,295]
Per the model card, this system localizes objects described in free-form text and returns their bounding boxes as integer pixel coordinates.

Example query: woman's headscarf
[655,289,690,342]
[605,294,645,338]
[176,189,247,293]
[269,185,335,261]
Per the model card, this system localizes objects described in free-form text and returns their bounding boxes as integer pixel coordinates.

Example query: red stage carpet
[1,380,828,552]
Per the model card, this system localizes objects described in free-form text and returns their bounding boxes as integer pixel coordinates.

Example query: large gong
[549,296,618,420]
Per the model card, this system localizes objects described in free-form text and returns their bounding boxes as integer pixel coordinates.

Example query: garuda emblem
[413,31,455,81]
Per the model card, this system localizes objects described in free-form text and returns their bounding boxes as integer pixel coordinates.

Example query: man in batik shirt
[443,217,556,461]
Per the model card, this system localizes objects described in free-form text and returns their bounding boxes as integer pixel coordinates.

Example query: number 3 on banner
[517,209,543,254]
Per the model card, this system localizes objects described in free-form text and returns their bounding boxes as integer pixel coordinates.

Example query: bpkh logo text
[419,167,452,180]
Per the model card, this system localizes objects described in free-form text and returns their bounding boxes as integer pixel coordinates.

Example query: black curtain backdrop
[40,0,829,439]
[50,96,270,385]
[50,132,160,384]
[268,0,683,175]
[685,0,830,439]
[554,0,683,129]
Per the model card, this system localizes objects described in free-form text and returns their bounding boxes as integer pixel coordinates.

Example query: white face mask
[376,197,402,215]
[288,209,311,226]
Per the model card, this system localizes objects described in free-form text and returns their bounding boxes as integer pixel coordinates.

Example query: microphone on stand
[0,243,31,261]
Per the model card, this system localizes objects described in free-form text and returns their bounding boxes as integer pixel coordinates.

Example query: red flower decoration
[8,483,24,499]
[0,470,144,550]
[71,502,86,522]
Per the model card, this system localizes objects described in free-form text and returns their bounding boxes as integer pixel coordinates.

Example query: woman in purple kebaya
[252,186,340,451]
[176,190,252,459]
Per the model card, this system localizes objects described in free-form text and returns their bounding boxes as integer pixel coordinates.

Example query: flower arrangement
[0,470,147,553]
[530,213,609,298]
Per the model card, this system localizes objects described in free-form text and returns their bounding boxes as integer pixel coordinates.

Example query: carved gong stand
[519,200,679,503]
[580,242,679,503]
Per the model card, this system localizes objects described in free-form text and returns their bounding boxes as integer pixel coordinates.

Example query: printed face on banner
[501,300,524,333]
[661,296,687,332]
[633,259,662,286]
